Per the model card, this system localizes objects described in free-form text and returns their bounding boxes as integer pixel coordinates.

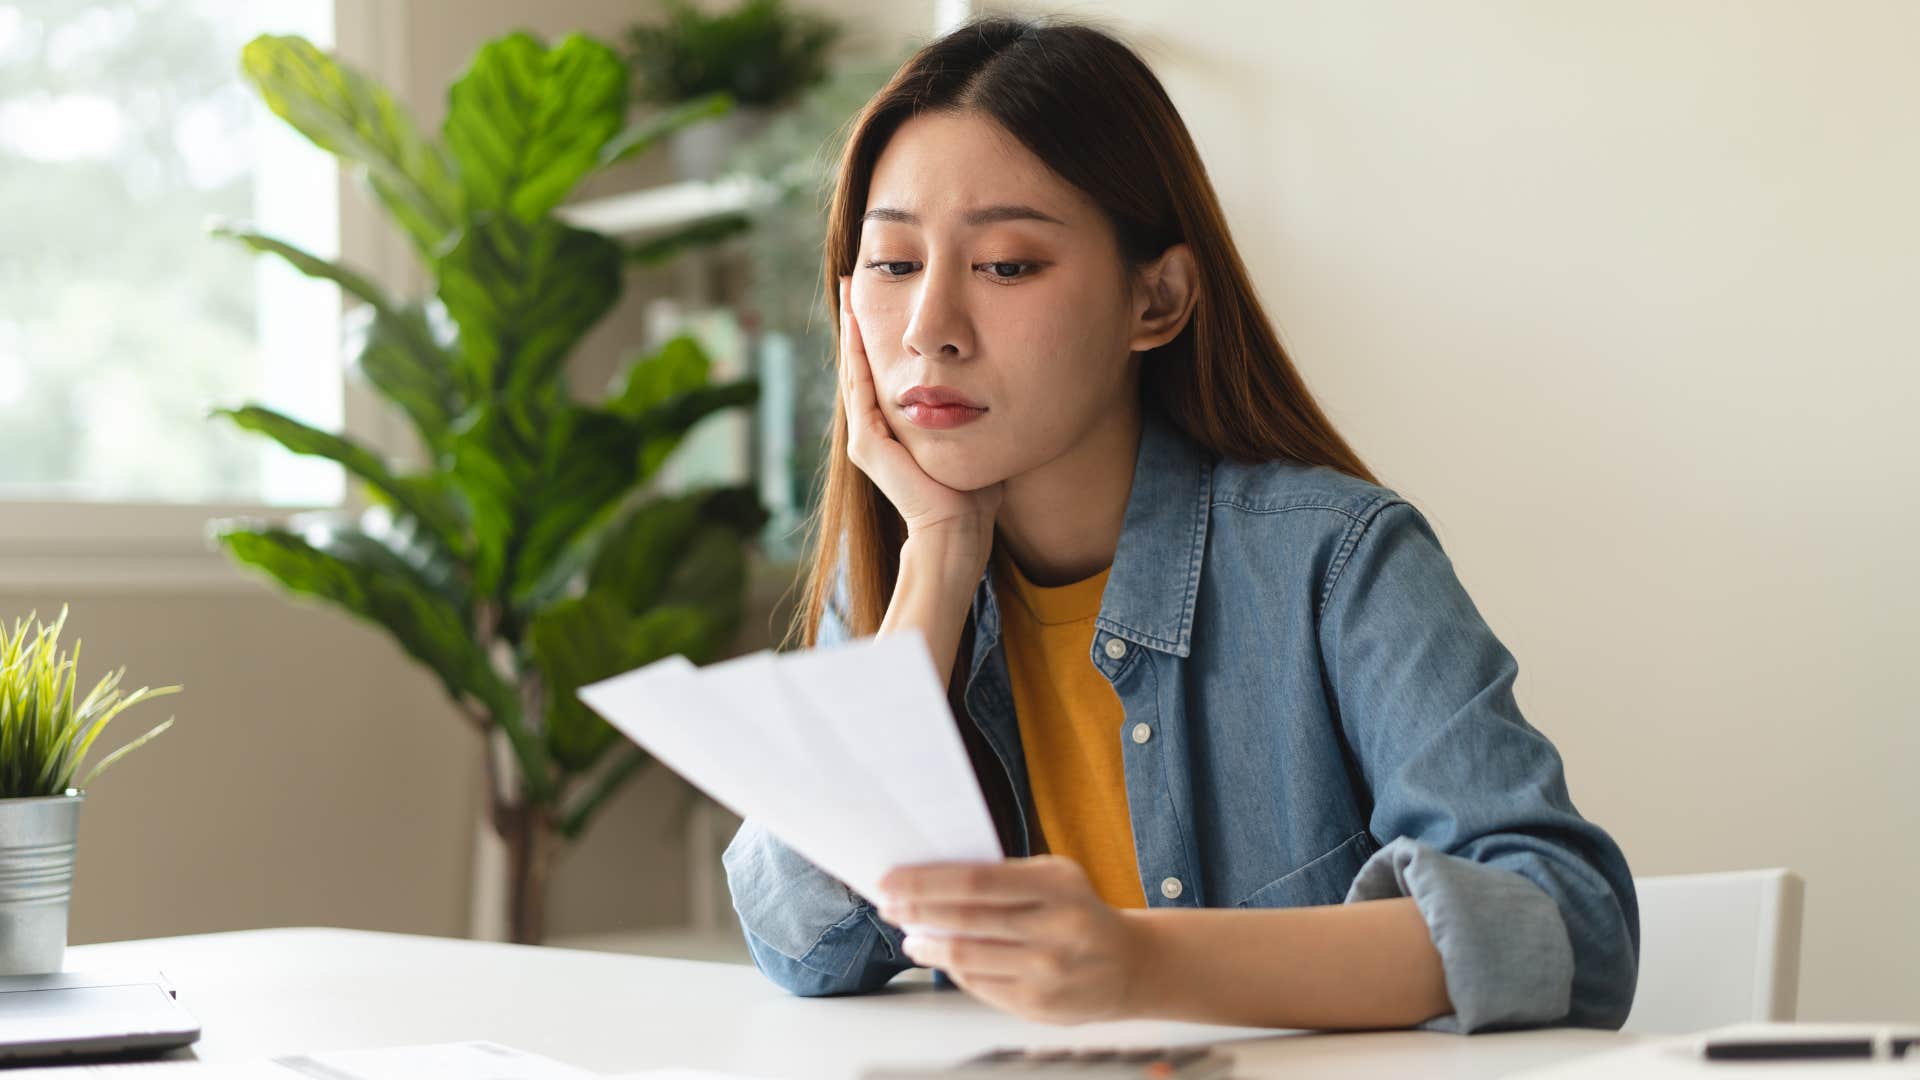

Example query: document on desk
[576,629,1004,905]
[5,1040,599,1077]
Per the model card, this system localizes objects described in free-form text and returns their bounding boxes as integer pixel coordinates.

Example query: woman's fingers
[839,277,885,463]
[839,276,915,481]
[902,934,1039,979]
[882,900,1051,943]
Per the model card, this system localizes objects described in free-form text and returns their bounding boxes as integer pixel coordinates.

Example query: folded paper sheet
[575,630,1004,904]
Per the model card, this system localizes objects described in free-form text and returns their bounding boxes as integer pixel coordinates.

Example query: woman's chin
[907,443,1010,494]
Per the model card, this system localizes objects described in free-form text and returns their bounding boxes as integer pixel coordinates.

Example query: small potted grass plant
[0,606,178,974]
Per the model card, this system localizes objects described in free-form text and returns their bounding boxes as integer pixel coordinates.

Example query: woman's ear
[1127,242,1199,352]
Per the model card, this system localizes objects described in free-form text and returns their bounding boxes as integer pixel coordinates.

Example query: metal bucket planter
[0,790,82,975]
[668,104,774,181]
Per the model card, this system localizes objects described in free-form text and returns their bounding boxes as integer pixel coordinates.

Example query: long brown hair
[790,14,1377,649]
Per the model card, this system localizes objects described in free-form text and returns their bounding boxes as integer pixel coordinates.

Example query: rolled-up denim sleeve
[1317,499,1640,1034]
[719,576,920,996]
[721,816,913,995]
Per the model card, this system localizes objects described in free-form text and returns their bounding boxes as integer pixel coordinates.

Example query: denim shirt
[723,406,1640,1034]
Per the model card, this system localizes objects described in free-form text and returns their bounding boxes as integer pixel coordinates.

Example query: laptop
[0,969,201,1063]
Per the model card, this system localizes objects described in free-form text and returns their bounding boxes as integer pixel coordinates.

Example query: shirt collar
[969,406,1213,662]
[1096,406,1212,657]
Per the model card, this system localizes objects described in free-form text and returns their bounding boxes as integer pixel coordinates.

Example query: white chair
[1622,867,1805,1034]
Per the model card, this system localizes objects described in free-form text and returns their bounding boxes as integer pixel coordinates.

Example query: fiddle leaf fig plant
[206,31,766,944]
[0,606,179,799]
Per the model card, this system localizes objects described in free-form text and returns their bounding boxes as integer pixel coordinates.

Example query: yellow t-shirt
[992,547,1148,910]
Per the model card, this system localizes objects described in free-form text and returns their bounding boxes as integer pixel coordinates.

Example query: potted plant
[207,30,766,945]
[625,0,842,181]
[0,606,178,975]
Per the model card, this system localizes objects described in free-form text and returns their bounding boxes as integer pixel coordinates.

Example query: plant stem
[558,747,650,840]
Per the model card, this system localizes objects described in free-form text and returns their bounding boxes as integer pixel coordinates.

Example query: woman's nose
[901,262,974,360]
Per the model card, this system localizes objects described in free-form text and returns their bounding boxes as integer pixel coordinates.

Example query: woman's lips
[897,385,986,429]
[902,402,987,429]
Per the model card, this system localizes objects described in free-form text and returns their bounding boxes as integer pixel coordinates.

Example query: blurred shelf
[558,174,779,239]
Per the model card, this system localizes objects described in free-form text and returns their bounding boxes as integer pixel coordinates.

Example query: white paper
[576,629,1004,905]
[6,1040,598,1078]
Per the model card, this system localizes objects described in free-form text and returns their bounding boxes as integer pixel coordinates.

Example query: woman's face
[850,109,1143,493]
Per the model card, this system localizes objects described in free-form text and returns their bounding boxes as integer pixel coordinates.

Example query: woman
[722,14,1639,1034]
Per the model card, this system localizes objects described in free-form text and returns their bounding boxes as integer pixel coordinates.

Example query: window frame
[0,0,418,593]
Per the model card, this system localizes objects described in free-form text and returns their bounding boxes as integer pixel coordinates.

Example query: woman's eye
[860,259,1039,282]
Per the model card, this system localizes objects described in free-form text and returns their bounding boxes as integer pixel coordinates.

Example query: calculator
[859,1044,1235,1080]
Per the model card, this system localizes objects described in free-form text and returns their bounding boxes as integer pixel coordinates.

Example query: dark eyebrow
[861,204,1067,228]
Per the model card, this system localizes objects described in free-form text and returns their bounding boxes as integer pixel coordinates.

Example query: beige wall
[997,0,1920,1020]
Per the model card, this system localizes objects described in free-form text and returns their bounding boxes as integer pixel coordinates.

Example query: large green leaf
[436,214,623,406]
[213,517,553,802]
[446,399,625,605]
[343,303,462,454]
[587,487,766,616]
[447,403,541,598]
[356,502,468,611]
[529,592,717,771]
[605,336,759,484]
[241,35,461,258]
[210,406,466,555]
[632,379,760,482]
[607,334,710,417]
[490,378,762,608]
[444,32,628,223]
[655,524,750,642]
[209,224,392,312]
[507,408,651,607]
[213,225,463,455]
[212,519,487,710]
[584,493,702,612]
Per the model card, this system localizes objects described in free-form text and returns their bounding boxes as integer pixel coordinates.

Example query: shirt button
[1103,637,1128,660]
[1131,722,1152,744]
[1160,876,1184,900]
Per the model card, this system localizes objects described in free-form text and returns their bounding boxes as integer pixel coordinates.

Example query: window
[0,0,342,507]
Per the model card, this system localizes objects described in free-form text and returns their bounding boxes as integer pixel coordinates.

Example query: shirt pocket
[1230,830,1379,910]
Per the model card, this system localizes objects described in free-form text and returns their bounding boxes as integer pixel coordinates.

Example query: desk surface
[68,928,1641,1079]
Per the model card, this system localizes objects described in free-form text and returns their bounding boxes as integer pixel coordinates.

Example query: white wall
[996,0,1919,1020]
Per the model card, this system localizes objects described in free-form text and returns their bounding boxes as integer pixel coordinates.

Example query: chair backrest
[1622,867,1804,1034]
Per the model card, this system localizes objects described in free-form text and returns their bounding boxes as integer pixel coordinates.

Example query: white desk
[67,928,1643,1078]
